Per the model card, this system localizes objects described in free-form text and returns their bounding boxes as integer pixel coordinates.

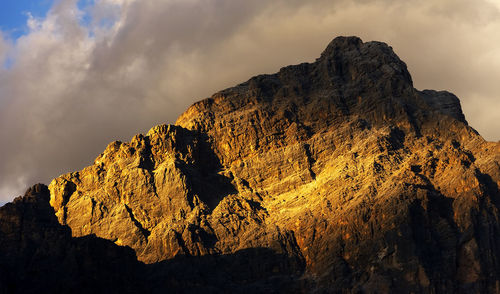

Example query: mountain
[1,36,500,293]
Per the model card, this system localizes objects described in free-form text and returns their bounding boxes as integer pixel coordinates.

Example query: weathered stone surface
[2,36,500,293]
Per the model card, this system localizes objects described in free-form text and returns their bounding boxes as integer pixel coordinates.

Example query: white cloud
[0,0,499,201]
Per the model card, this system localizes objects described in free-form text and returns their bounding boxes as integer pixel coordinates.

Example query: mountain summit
[2,36,500,293]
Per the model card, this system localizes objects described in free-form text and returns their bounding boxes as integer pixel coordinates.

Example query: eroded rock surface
[2,36,500,293]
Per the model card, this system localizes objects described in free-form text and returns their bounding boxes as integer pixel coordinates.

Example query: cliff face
[2,36,500,293]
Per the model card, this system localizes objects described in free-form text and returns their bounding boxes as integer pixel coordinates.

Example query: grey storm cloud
[0,0,499,202]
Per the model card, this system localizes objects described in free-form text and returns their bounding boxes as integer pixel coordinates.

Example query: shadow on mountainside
[177,131,238,211]
[0,185,306,294]
[136,127,237,211]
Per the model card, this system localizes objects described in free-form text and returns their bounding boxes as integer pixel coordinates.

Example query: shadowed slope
[0,185,305,293]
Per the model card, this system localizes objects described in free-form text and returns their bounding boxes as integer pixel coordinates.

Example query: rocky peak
[320,35,364,55]
[177,36,418,133]
[175,37,474,171]
[2,36,499,293]
[317,36,413,86]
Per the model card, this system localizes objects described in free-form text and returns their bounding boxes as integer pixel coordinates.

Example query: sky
[0,0,499,203]
[0,0,53,39]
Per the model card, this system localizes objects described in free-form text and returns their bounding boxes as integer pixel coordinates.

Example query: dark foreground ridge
[1,36,500,293]
[0,185,304,293]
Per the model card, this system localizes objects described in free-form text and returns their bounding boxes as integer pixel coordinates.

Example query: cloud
[0,33,8,66]
[0,0,499,202]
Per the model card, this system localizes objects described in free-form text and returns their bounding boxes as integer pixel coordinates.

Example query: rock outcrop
[2,36,500,293]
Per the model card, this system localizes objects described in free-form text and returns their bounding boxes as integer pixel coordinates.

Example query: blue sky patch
[0,0,54,40]
[77,0,95,28]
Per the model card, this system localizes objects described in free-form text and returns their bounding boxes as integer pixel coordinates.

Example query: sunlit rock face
[23,36,500,292]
